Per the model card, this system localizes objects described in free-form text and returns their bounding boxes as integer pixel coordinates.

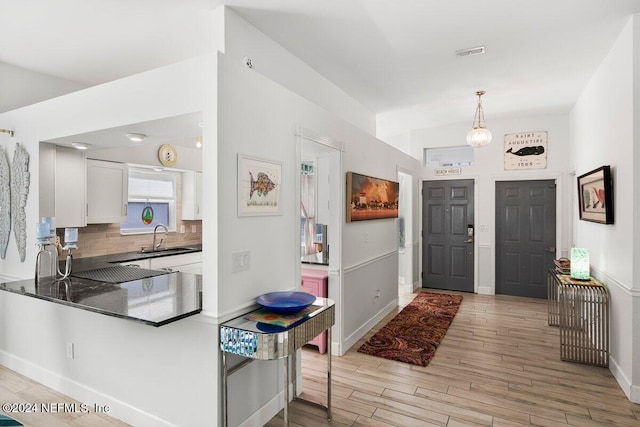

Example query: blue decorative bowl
[256,291,316,314]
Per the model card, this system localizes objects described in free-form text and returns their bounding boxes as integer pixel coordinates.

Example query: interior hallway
[267,289,640,426]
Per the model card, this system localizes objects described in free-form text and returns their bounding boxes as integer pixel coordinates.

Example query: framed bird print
[504,131,547,170]
[237,154,282,216]
[577,165,614,224]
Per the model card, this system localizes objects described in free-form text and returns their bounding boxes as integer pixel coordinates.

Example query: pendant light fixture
[466,90,492,148]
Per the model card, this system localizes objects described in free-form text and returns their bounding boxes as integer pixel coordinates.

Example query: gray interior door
[422,179,474,292]
[496,180,556,298]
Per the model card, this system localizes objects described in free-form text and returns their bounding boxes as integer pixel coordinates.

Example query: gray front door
[496,180,556,298]
[422,179,474,292]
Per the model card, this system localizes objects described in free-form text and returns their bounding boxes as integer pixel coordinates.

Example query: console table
[547,269,609,367]
[220,297,335,426]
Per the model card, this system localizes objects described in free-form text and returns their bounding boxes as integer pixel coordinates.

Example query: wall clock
[158,144,177,167]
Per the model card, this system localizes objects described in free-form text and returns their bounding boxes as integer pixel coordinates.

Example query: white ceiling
[1,0,639,143]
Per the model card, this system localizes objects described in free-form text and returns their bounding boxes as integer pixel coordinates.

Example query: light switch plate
[66,342,74,359]
[232,251,250,273]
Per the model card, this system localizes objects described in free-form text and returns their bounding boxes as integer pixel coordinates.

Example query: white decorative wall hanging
[0,146,10,259]
[11,143,30,262]
[504,131,547,170]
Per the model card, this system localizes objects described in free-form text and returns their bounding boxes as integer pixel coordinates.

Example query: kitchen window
[120,167,177,234]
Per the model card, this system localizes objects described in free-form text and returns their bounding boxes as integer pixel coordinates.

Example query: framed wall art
[237,154,282,216]
[577,165,613,224]
[504,131,547,170]
[346,172,399,222]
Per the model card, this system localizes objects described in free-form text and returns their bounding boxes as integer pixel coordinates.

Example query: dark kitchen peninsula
[0,246,202,327]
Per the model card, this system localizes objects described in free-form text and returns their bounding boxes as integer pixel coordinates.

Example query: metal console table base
[220,298,335,426]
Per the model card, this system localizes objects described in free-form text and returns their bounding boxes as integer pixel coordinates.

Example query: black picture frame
[577,165,614,224]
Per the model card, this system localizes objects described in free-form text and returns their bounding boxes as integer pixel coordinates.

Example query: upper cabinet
[86,159,128,224]
[182,171,202,220]
[53,146,87,228]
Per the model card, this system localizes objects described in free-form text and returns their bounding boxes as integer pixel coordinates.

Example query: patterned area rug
[357,292,463,366]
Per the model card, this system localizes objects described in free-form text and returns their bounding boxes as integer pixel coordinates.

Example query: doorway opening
[298,128,342,354]
[398,170,414,294]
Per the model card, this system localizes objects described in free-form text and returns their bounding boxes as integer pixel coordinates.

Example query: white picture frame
[504,131,548,170]
[237,154,282,216]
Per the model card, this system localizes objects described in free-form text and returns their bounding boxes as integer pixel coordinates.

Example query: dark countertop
[0,245,203,327]
[74,244,202,269]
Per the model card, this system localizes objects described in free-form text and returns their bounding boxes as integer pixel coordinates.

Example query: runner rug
[357,292,463,366]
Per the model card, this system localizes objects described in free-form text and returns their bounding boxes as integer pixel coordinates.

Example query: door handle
[466,238,473,243]
[546,246,556,253]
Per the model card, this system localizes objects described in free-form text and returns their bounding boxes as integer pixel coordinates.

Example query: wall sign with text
[504,131,547,170]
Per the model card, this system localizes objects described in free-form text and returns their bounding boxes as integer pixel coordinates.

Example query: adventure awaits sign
[504,131,548,170]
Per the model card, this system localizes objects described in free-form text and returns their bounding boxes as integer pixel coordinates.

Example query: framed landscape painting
[577,165,613,224]
[346,172,399,222]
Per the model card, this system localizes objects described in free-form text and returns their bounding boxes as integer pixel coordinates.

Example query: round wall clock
[158,144,177,167]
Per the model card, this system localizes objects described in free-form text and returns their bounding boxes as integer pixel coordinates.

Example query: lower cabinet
[301,268,329,354]
[149,252,202,274]
[120,252,202,275]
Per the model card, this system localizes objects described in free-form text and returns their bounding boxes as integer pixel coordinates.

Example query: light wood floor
[267,289,640,427]
[0,366,130,427]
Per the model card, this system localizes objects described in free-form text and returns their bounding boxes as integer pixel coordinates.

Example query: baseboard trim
[342,298,397,353]
[477,286,493,295]
[239,389,283,427]
[608,354,634,402]
[0,350,176,427]
[237,375,305,427]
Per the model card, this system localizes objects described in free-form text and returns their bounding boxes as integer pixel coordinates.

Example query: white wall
[411,113,571,294]
[216,49,422,425]
[217,9,421,423]
[569,15,639,402]
[223,8,376,137]
[0,55,221,426]
[0,62,86,113]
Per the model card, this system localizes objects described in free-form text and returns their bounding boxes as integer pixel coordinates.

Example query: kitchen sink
[139,246,196,254]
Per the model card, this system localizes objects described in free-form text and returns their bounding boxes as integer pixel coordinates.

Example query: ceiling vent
[456,46,485,57]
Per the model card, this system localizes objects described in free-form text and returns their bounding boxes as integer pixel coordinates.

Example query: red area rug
[357,292,463,366]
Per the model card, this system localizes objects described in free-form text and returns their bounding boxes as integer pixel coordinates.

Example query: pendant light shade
[466,91,492,147]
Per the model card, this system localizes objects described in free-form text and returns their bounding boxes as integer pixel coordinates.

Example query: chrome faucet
[152,224,169,250]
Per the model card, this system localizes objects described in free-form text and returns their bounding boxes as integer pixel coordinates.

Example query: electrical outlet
[180,225,186,234]
[66,342,74,359]
[191,225,197,233]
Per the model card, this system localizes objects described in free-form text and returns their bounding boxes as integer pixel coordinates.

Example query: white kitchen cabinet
[54,146,87,228]
[86,159,128,224]
[149,252,202,274]
[182,171,202,220]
